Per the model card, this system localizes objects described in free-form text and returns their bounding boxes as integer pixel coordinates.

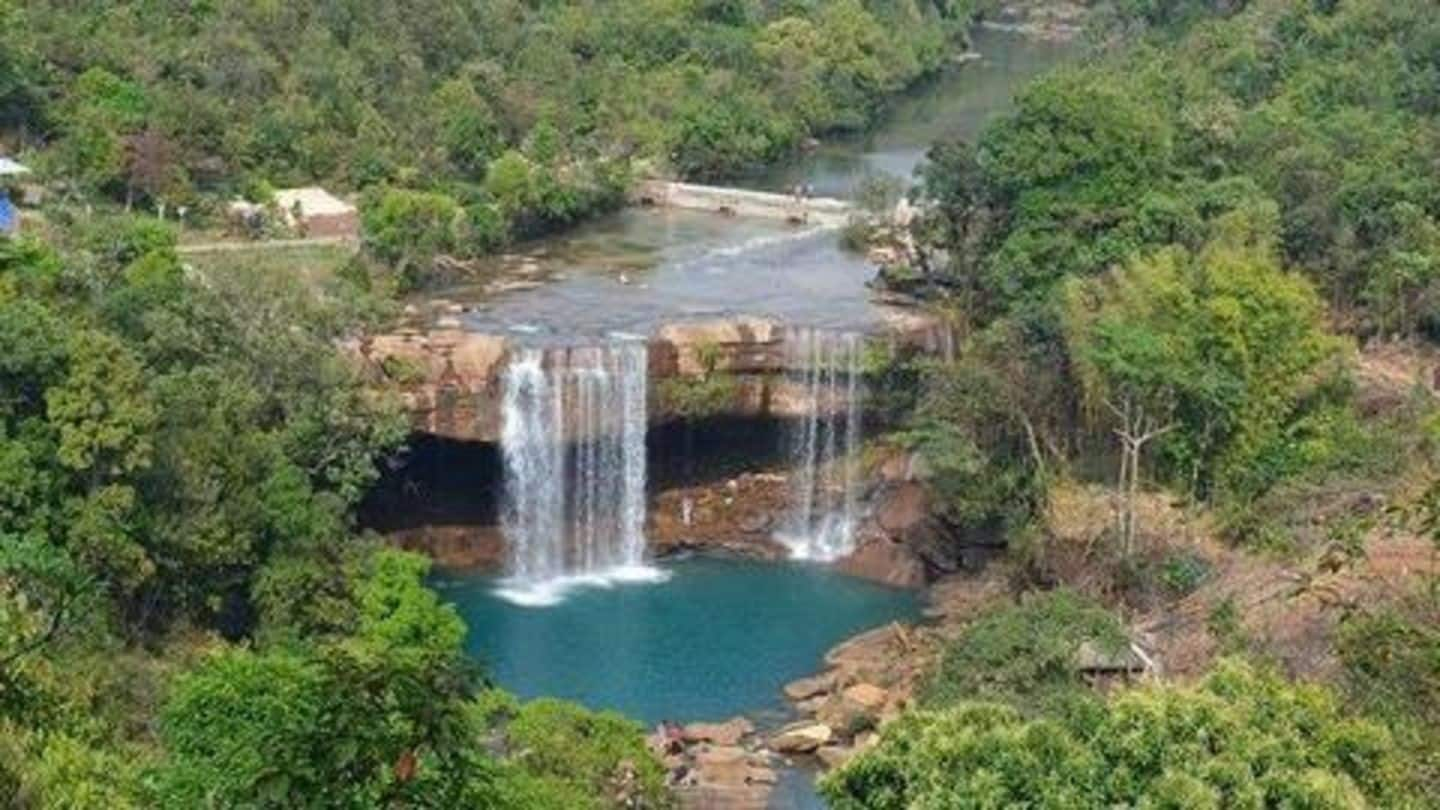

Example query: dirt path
[176,235,357,255]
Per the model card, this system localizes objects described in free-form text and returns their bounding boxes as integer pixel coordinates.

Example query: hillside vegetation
[3,0,974,252]
[833,0,1440,804]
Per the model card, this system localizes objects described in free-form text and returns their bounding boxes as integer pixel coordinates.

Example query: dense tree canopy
[914,0,1440,338]
[824,661,1418,809]
[6,0,976,247]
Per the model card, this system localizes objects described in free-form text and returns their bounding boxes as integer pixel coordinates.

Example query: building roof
[273,186,354,218]
[0,157,31,177]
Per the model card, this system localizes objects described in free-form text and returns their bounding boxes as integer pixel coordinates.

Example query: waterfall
[776,328,864,561]
[498,340,662,605]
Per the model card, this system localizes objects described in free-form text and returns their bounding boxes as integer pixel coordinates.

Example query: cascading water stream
[775,328,864,561]
[498,340,663,605]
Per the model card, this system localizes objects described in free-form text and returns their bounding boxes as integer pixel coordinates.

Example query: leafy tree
[1063,229,1347,525]
[825,660,1418,809]
[154,550,479,808]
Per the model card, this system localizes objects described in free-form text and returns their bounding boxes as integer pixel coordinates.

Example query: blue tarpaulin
[0,192,15,234]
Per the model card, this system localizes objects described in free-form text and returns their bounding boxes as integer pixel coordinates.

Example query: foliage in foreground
[825,660,1420,809]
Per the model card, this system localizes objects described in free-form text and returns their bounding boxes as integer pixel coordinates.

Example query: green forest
[3,0,1440,807]
[3,0,973,275]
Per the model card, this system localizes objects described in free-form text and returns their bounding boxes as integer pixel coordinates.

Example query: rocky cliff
[349,313,951,443]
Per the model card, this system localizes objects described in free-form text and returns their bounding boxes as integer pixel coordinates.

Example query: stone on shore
[816,745,854,770]
[682,717,754,746]
[770,722,833,754]
[842,683,889,712]
[783,673,834,702]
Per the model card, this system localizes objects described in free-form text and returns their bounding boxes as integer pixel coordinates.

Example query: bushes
[1337,599,1440,795]
[923,589,1127,711]
[489,696,671,810]
[826,660,1420,809]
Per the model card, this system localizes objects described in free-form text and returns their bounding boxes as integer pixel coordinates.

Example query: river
[425,28,1075,808]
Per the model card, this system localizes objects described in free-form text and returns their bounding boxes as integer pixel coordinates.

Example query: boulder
[783,673,834,702]
[835,535,928,588]
[875,483,929,534]
[842,683,889,712]
[794,694,827,715]
[770,723,833,754]
[682,717,754,747]
[689,746,776,793]
[816,745,854,770]
[692,746,749,785]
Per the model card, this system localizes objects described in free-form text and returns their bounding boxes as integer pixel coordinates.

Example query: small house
[0,156,31,236]
[273,187,358,238]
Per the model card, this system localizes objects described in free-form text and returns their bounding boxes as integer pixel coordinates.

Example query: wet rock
[783,673,834,702]
[835,535,928,588]
[875,483,929,533]
[842,683,889,712]
[390,525,505,569]
[770,723,833,754]
[682,717,754,747]
[794,694,827,715]
[816,745,854,770]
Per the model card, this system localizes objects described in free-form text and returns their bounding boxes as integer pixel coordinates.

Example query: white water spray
[775,328,865,561]
[498,341,664,606]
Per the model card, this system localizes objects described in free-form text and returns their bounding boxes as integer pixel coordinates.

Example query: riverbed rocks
[770,722,833,754]
[783,673,835,702]
[649,720,778,810]
[981,0,1089,41]
[682,717,755,747]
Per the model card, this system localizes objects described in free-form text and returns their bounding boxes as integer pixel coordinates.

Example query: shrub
[826,660,1419,809]
[922,589,1126,711]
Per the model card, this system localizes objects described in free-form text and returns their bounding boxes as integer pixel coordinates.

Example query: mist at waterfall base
[432,557,919,725]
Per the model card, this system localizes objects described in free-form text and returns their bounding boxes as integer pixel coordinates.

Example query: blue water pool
[431,556,921,726]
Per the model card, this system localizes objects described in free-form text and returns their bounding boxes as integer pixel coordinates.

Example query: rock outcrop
[353,312,953,443]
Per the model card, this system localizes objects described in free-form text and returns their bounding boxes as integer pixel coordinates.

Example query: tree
[1064,230,1346,544]
[154,550,480,808]
[54,68,149,201]
[360,187,476,288]
[824,660,1418,809]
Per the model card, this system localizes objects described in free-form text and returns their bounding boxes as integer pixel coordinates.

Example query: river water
[432,28,1074,807]
[429,28,1073,341]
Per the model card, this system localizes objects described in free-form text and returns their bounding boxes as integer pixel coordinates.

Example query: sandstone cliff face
[356,313,964,585]
[352,314,949,442]
[351,330,508,441]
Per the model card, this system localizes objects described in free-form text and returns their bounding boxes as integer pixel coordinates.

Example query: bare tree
[1105,395,1175,558]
